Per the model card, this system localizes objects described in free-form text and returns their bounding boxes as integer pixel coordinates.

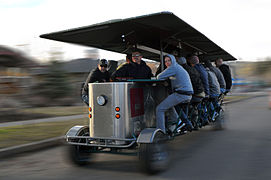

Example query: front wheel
[67,144,92,166]
[66,127,93,166]
[138,132,169,174]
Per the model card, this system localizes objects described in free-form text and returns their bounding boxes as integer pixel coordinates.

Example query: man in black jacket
[177,57,206,129]
[178,57,205,97]
[81,59,110,105]
[215,58,232,93]
[111,50,153,81]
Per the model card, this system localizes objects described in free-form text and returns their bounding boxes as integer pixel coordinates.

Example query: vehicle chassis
[66,81,170,174]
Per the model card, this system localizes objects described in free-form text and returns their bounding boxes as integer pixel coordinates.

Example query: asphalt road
[1,95,271,180]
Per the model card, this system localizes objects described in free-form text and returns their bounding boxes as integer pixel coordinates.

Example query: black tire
[138,132,169,174]
[67,144,92,166]
[213,108,225,130]
[67,127,92,166]
[190,108,199,130]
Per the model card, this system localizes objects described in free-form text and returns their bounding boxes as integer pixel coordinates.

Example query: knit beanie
[177,57,187,65]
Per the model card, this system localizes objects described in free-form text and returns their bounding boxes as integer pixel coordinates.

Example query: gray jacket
[209,66,226,89]
[157,54,193,94]
[206,68,220,96]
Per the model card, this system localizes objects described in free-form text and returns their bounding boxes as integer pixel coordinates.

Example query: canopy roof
[40,11,236,62]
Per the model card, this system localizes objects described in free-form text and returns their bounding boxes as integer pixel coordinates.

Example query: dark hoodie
[177,57,204,95]
[111,60,153,80]
[219,64,232,90]
[82,67,110,95]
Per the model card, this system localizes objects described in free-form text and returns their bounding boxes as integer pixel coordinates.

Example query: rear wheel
[190,107,199,130]
[138,132,169,174]
[213,108,225,130]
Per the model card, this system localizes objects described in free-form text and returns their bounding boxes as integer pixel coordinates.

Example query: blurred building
[31,58,118,105]
[84,49,99,59]
[228,60,271,92]
[0,45,40,109]
[0,46,161,108]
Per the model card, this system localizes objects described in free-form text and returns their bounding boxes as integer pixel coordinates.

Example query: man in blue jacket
[187,55,210,97]
[156,54,194,133]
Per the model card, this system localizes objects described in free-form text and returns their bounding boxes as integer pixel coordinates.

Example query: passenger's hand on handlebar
[224,89,230,95]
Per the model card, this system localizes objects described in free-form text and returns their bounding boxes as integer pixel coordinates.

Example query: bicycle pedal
[176,122,185,131]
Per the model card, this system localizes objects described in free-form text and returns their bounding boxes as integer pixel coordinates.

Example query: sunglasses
[100,65,107,67]
[132,54,141,57]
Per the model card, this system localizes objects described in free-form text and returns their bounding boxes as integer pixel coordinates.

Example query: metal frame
[66,135,136,148]
[137,128,165,143]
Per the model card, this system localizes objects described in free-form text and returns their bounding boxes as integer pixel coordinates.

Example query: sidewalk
[0,114,85,128]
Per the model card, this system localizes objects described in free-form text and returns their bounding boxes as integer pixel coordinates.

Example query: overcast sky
[0,0,270,62]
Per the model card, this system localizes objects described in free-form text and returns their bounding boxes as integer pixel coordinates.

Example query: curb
[0,136,65,159]
[0,93,267,159]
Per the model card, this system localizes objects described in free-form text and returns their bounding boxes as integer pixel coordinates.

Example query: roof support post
[160,40,164,71]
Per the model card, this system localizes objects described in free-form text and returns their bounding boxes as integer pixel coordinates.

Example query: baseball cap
[99,59,108,66]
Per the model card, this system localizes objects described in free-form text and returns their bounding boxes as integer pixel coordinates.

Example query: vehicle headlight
[97,95,107,106]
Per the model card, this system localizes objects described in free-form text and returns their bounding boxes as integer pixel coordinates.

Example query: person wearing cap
[81,59,110,105]
[111,50,153,81]
[187,55,210,98]
[186,55,210,125]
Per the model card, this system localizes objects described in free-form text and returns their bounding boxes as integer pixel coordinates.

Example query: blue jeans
[156,93,192,133]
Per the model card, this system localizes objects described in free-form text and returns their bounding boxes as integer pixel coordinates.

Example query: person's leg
[190,96,203,130]
[169,107,179,122]
[156,93,191,133]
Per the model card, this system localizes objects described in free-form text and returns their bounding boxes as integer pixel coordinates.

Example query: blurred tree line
[31,49,72,106]
[32,60,71,101]
[255,57,271,75]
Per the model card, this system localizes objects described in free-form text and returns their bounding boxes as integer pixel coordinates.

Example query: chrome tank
[88,82,167,140]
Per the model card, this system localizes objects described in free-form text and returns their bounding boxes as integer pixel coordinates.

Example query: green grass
[19,106,88,116]
[0,118,89,149]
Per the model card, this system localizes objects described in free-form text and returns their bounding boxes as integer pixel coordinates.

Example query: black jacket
[219,64,232,90]
[82,68,110,95]
[111,60,153,81]
[182,64,204,95]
